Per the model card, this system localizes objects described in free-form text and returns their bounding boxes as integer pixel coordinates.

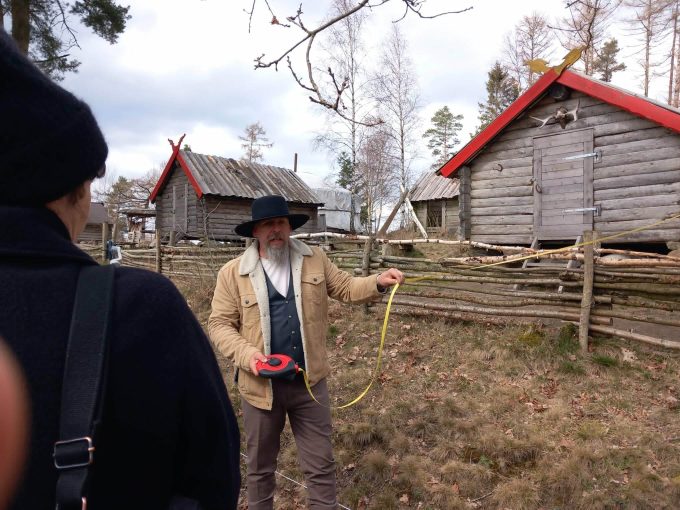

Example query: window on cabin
[426,201,442,228]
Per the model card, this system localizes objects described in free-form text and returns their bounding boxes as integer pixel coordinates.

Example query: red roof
[440,69,680,178]
[149,143,203,203]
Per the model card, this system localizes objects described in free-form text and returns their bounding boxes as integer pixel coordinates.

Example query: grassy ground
[175,260,680,509]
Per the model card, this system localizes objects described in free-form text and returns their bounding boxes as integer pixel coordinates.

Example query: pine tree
[422,106,463,170]
[5,0,131,80]
[592,38,627,82]
[474,62,520,136]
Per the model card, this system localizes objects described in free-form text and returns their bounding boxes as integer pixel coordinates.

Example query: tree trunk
[668,2,678,104]
[10,0,30,54]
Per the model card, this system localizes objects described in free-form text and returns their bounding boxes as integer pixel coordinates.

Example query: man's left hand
[377,268,405,290]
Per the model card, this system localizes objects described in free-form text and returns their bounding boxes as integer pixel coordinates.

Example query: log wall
[78,223,111,243]
[463,90,680,245]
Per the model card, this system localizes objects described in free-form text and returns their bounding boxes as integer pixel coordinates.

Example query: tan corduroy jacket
[208,238,382,410]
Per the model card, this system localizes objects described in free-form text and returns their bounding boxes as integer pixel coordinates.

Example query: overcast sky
[22,0,659,189]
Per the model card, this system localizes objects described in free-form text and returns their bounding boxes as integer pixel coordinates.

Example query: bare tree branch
[402,1,473,20]
[54,0,81,50]
[251,0,471,116]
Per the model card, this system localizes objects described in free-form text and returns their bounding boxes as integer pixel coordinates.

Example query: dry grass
[174,267,680,509]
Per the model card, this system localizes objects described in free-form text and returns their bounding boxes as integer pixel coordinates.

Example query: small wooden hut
[121,208,156,244]
[409,173,460,236]
[150,144,322,241]
[440,69,680,247]
[77,202,112,243]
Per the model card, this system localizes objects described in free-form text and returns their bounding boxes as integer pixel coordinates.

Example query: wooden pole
[401,184,427,239]
[362,235,374,315]
[579,230,594,353]
[101,222,108,261]
[155,229,162,273]
[377,187,409,238]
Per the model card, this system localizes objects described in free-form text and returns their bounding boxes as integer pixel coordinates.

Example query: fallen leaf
[621,348,637,363]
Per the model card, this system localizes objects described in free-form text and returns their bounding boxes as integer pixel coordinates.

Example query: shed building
[440,69,680,246]
[409,173,460,236]
[150,145,322,241]
[77,202,112,243]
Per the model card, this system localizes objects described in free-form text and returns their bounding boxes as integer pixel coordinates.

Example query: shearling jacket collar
[238,237,312,276]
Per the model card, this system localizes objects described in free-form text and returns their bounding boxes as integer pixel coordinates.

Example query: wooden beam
[377,187,409,238]
[579,231,594,353]
[401,184,427,239]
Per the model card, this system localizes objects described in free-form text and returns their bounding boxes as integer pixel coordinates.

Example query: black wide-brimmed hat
[235,195,309,238]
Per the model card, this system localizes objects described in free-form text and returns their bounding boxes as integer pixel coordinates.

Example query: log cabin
[409,172,460,237]
[77,202,112,243]
[440,69,680,249]
[150,145,322,242]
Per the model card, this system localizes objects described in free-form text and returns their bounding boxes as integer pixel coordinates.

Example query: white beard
[264,242,289,265]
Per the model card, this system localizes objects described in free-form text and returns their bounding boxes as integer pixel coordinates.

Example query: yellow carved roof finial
[525,47,584,77]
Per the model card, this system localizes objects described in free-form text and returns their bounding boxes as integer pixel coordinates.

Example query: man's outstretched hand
[377,268,405,290]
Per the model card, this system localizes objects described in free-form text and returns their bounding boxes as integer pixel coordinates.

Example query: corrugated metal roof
[409,173,460,202]
[179,151,321,204]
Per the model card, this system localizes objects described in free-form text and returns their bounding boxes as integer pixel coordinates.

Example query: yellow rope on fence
[301,211,680,409]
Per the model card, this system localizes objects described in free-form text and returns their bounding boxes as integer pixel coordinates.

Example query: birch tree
[357,127,396,234]
[372,25,420,226]
[314,0,372,232]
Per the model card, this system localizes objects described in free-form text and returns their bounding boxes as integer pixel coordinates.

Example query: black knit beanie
[0,30,108,206]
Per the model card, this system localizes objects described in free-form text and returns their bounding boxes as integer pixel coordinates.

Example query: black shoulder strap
[54,264,115,510]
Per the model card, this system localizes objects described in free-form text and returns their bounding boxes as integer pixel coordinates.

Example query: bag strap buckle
[53,437,94,470]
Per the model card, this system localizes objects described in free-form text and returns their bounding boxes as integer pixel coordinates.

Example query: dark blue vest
[264,268,305,369]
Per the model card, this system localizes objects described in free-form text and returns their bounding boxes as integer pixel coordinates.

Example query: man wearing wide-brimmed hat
[209,195,404,510]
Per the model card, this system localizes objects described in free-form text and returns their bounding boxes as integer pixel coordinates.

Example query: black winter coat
[0,206,240,510]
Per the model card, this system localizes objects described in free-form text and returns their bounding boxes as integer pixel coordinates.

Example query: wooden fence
[80,235,680,350]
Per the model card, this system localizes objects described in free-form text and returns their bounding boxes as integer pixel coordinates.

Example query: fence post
[579,230,594,353]
[101,222,108,261]
[155,229,162,274]
[362,235,374,315]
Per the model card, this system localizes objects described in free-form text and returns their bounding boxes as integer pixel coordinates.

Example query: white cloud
[47,0,665,191]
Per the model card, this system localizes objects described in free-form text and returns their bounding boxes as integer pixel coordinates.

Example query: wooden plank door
[533,129,594,240]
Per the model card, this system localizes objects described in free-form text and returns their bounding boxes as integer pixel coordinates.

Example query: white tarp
[313,188,362,232]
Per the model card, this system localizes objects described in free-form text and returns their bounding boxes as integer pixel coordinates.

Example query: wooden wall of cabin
[464,89,680,245]
[200,197,320,241]
[155,163,201,239]
[78,224,111,243]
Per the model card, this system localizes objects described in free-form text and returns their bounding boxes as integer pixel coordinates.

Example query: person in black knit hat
[0,31,241,509]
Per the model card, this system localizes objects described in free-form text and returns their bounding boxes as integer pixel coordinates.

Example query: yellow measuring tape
[300,211,680,409]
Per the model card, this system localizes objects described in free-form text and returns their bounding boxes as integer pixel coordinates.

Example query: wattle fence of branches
[79,235,680,350]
